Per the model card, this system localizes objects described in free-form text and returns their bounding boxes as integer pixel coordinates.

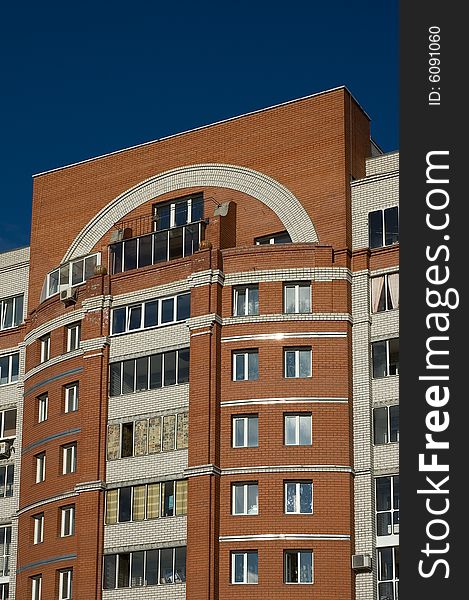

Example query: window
[0,294,24,330]
[0,409,16,439]
[103,546,186,589]
[43,252,100,300]
[284,283,311,314]
[233,286,259,316]
[106,412,188,460]
[31,575,42,600]
[105,480,188,524]
[284,413,312,446]
[58,569,72,600]
[66,323,80,352]
[0,526,11,577]
[377,547,399,600]
[232,483,258,515]
[154,194,203,230]
[231,551,258,584]
[60,505,75,537]
[62,444,77,474]
[40,335,50,363]
[374,405,399,444]
[0,353,19,386]
[284,550,313,584]
[64,383,79,413]
[109,348,189,396]
[371,273,399,312]
[285,481,313,514]
[372,338,399,378]
[33,513,44,544]
[284,347,311,378]
[232,415,258,448]
[0,583,9,600]
[255,231,291,245]
[376,476,399,538]
[233,350,258,381]
[35,453,46,483]
[0,464,14,498]
[38,394,48,423]
[369,207,399,249]
[111,292,190,335]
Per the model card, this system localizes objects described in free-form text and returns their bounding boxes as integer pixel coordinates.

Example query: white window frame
[284,481,313,514]
[35,453,46,483]
[369,207,399,249]
[371,273,399,313]
[232,350,258,381]
[45,252,101,299]
[0,352,19,386]
[284,550,314,584]
[232,415,258,448]
[284,348,312,378]
[377,546,399,600]
[231,551,258,584]
[0,294,24,330]
[233,285,259,316]
[372,338,399,378]
[373,405,399,445]
[284,413,312,446]
[62,444,77,475]
[60,505,75,537]
[58,568,72,600]
[66,323,81,352]
[64,383,79,413]
[232,483,258,515]
[31,575,42,600]
[38,394,48,423]
[33,513,44,544]
[0,464,14,498]
[0,408,17,438]
[376,476,399,544]
[40,335,50,363]
[284,282,311,314]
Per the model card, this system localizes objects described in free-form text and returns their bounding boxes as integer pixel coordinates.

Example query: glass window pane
[369,210,384,248]
[299,415,312,445]
[233,553,245,583]
[176,480,188,515]
[85,254,97,279]
[285,416,296,445]
[390,405,399,442]
[285,351,296,377]
[155,204,170,230]
[299,552,313,583]
[299,285,311,312]
[128,306,142,330]
[300,482,312,513]
[285,552,298,583]
[105,490,118,524]
[175,200,188,226]
[372,341,387,378]
[184,222,200,256]
[71,259,84,285]
[122,360,135,394]
[153,230,168,263]
[285,286,296,313]
[234,485,244,514]
[235,288,246,316]
[144,300,158,328]
[378,581,395,600]
[234,418,245,447]
[384,207,399,245]
[131,551,144,587]
[103,555,116,589]
[121,423,134,458]
[4,410,16,437]
[110,244,122,274]
[161,298,174,323]
[162,481,175,516]
[247,552,258,583]
[247,416,258,447]
[299,350,311,377]
[175,546,186,582]
[14,295,24,326]
[145,550,159,585]
[110,363,121,397]
[374,407,388,444]
[2,299,13,328]
[235,354,245,380]
[191,196,204,222]
[123,239,137,272]
[376,477,391,511]
[389,339,399,375]
[247,484,258,514]
[177,293,190,320]
[112,308,126,334]
[118,487,132,522]
[10,353,19,381]
[117,553,130,587]
[379,547,394,580]
[160,548,174,583]
[377,512,392,536]
[135,357,148,392]
[0,468,5,498]
[248,352,258,380]
[146,483,160,519]
[286,483,296,513]
[0,357,8,385]
[164,351,176,386]
[169,228,183,260]
[138,234,152,268]
[248,286,259,315]
[6,465,14,497]
[149,354,162,389]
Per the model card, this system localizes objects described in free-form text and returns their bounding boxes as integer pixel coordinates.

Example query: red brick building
[0,86,399,600]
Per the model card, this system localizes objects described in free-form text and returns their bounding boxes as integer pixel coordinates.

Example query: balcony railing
[109,221,206,275]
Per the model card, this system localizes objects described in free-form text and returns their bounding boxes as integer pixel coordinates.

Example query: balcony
[109,221,206,275]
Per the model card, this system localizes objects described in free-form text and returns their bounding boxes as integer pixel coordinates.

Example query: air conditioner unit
[352,554,372,571]
[0,441,11,459]
[60,286,77,306]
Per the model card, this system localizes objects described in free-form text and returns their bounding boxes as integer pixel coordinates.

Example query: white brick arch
[62,163,318,262]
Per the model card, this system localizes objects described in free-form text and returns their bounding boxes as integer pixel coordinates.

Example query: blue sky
[0,2,398,253]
